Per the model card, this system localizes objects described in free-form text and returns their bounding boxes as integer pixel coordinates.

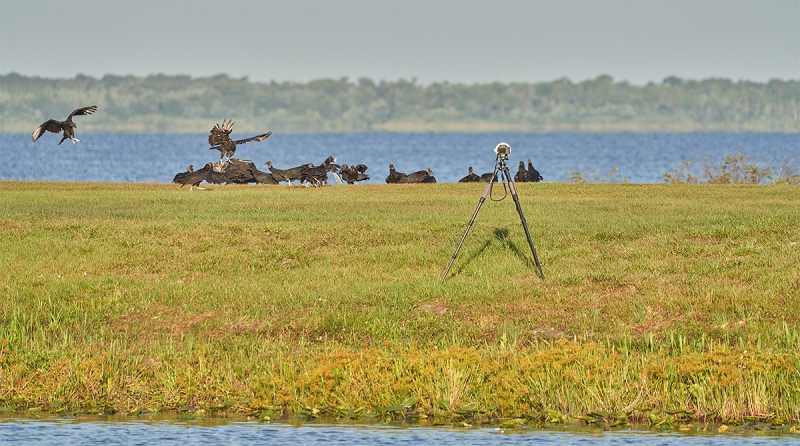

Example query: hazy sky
[1,0,798,85]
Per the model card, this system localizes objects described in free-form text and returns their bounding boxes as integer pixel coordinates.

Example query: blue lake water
[0,132,797,184]
[1,417,796,446]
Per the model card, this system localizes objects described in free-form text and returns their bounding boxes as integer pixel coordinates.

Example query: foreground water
[1,416,797,446]
[1,132,797,184]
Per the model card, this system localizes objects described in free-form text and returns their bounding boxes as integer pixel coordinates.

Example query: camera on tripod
[441,141,544,281]
[494,142,511,160]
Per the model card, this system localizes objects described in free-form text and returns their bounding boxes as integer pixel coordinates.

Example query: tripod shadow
[451,228,534,277]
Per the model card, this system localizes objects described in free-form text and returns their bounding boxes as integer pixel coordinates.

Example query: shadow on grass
[449,228,534,278]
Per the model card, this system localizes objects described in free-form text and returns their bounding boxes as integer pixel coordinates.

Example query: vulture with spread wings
[208,119,272,161]
[32,105,98,145]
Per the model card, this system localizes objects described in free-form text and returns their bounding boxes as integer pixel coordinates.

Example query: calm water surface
[1,132,797,184]
[1,417,797,446]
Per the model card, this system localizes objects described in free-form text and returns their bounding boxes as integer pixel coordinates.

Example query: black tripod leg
[441,170,497,282]
[504,169,545,280]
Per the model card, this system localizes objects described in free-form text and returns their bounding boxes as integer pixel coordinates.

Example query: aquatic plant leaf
[401,397,417,408]
[499,418,526,429]
[455,402,478,414]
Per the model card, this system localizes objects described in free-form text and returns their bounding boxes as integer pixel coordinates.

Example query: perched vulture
[172,163,227,190]
[480,171,497,182]
[401,167,433,184]
[208,119,271,161]
[385,164,408,184]
[265,161,310,185]
[172,165,194,183]
[340,164,370,184]
[32,105,98,145]
[526,159,543,182]
[514,161,528,183]
[458,166,482,183]
[301,156,340,186]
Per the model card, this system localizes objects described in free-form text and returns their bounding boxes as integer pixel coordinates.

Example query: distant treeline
[1,73,798,133]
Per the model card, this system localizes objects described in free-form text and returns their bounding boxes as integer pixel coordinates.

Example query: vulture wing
[66,105,98,121]
[234,131,272,145]
[208,119,234,146]
[31,119,63,141]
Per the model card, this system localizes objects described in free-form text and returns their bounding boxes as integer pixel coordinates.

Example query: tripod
[441,155,545,282]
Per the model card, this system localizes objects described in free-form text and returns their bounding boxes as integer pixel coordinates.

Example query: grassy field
[0,180,798,427]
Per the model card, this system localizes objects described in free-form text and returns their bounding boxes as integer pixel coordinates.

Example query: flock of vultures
[31,105,543,190]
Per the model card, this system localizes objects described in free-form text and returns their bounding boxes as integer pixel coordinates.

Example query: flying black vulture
[458,166,482,183]
[401,167,433,184]
[266,161,310,185]
[32,105,98,145]
[526,159,543,182]
[514,161,528,182]
[385,164,408,184]
[208,119,272,161]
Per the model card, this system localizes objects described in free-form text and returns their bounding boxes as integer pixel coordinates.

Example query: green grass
[0,180,798,426]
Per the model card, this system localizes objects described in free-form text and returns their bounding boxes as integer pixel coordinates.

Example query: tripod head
[494,142,511,162]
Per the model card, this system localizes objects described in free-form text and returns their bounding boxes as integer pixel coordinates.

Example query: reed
[1,181,798,425]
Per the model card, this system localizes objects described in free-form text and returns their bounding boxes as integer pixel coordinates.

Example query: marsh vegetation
[0,181,798,428]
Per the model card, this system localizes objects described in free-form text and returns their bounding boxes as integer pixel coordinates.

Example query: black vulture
[514,161,528,183]
[172,162,227,190]
[421,173,437,183]
[480,171,497,182]
[32,105,98,145]
[526,159,543,182]
[252,167,278,185]
[172,165,194,184]
[208,119,272,161]
[401,167,433,184]
[385,164,408,184]
[226,158,278,184]
[458,166,482,183]
[340,163,370,184]
[266,161,310,185]
[222,158,257,184]
[301,156,340,186]
[301,163,329,186]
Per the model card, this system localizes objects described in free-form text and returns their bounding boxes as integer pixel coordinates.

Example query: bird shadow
[449,228,534,278]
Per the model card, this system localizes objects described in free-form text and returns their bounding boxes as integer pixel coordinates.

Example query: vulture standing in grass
[480,171,497,182]
[208,119,272,161]
[401,167,433,184]
[526,159,543,182]
[172,165,194,184]
[301,156,340,186]
[385,164,408,184]
[514,161,528,182]
[340,163,370,184]
[266,161,310,185]
[173,163,227,190]
[458,166,481,183]
[224,158,278,184]
[32,105,98,145]
[221,159,256,183]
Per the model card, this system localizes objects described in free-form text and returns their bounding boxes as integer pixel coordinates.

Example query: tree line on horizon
[0,72,797,133]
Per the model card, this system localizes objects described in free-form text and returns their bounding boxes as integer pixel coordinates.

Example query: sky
[1,0,798,86]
